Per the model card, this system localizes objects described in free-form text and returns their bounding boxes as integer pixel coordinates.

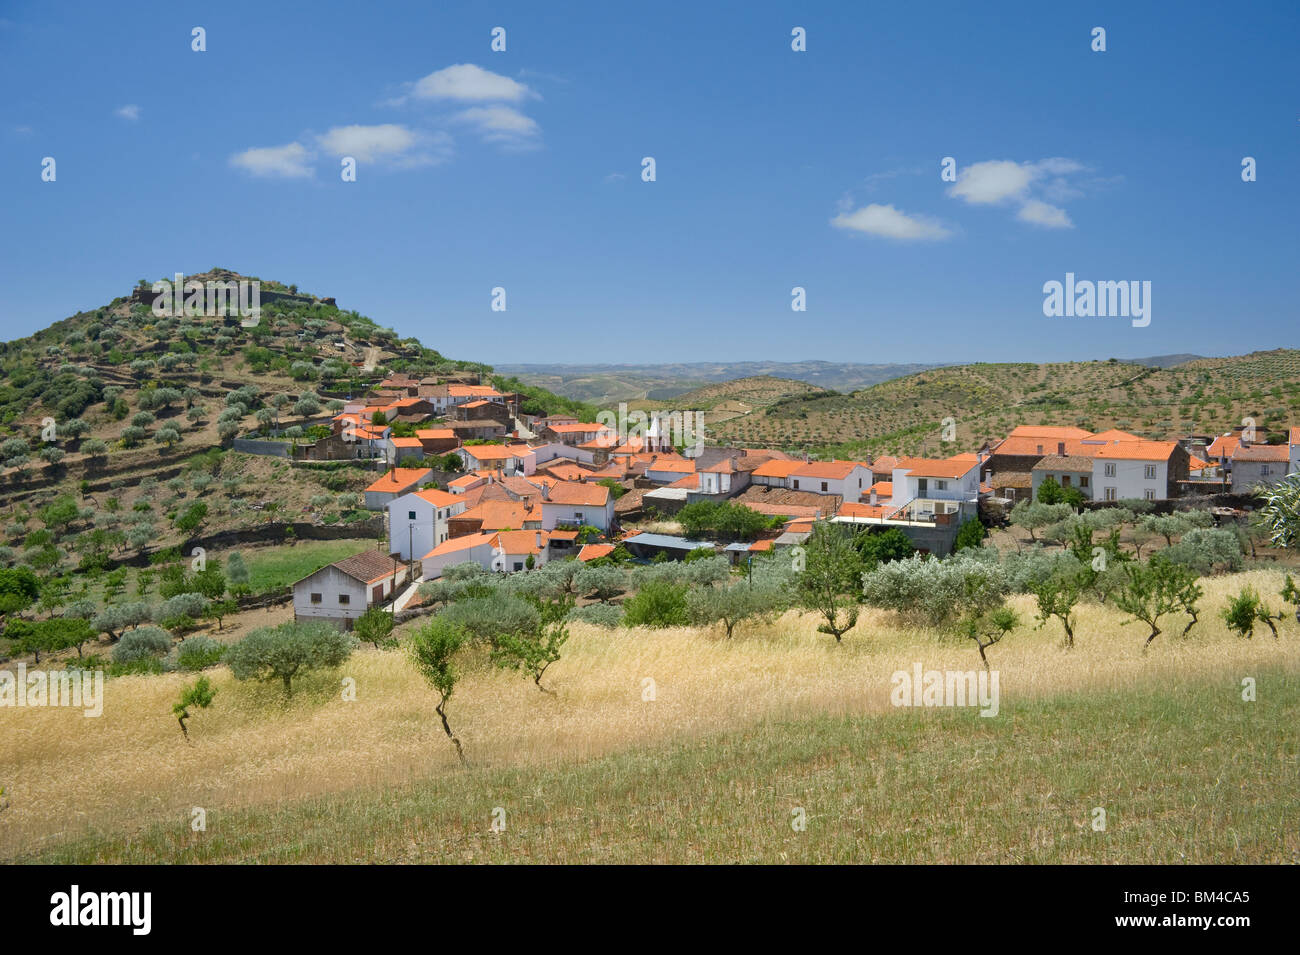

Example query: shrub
[567,602,624,628]
[622,579,688,628]
[112,626,173,664]
[173,634,226,671]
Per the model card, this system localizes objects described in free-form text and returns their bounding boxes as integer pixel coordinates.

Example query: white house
[644,456,696,485]
[698,457,747,495]
[491,530,552,572]
[292,550,408,629]
[750,459,804,488]
[387,487,467,561]
[458,443,536,476]
[363,467,434,510]
[890,455,982,515]
[540,481,615,531]
[529,442,597,467]
[421,532,497,580]
[1090,441,1184,501]
[1231,443,1291,489]
[789,460,872,503]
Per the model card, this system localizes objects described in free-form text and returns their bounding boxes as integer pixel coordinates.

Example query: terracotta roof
[793,460,861,480]
[1207,434,1242,458]
[869,455,900,474]
[1232,443,1290,462]
[1031,454,1095,472]
[897,456,978,479]
[411,488,461,507]
[991,471,1034,489]
[702,457,740,473]
[416,428,456,440]
[1091,440,1179,461]
[448,474,485,490]
[454,500,530,530]
[1088,429,1140,442]
[749,539,774,552]
[1291,427,1300,446]
[365,468,432,494]
[646,458,696,473]
[751,459,805,478]
[461,444,518,461]
[547,422,612,434]
[492,530,549,555]
[389,437,424,448]
[869,480,892,497]
[544,482,611,507]
[577,543,615,562]
[330,549,404,585]
[667,473,701,489]
[423,532,495,560]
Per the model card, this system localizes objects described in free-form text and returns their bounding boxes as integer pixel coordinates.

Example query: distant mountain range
[494,356,1212,404]
[492,361,949,404]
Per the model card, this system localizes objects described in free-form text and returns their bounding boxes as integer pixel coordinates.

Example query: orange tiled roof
[365,468,432,494]
[422,532,495,560]
[1091,440,1179,461]
[793,460,861,480]
[751,459,805,478]
[1232,443,1290,462]
[577,543,614,562]
[544,482,611,507]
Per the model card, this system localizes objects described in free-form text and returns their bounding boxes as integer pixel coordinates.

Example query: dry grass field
[4,569,1297,863]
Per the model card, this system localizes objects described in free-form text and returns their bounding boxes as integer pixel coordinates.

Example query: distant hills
[493,360,948,405]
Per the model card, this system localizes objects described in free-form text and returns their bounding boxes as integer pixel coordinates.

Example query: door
[372,585,383,604]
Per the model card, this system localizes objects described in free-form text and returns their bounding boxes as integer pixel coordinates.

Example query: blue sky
[2,0,1296,366]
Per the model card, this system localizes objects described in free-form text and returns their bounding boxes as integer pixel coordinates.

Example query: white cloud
[413,64,536,102]
[454,105,540,145]
[115,104,141,121]
[1017,199,1074,229]
[831,204,952,241]
[948,160,1034,204]
[229,142,313,178]
[315,123,450,166]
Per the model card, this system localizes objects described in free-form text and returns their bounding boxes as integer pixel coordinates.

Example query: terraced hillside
[703,352,1300,457]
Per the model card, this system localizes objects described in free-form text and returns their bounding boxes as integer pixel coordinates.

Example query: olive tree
[225,621,357,697]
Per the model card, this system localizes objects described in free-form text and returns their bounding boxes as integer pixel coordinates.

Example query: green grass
[24,665,1297,864]
[242,538,379,593]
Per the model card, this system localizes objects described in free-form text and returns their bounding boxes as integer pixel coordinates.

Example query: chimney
[803,451,810,463]
[1057,442,1065,456]
[535,531,542,548]
[541,483,549,501]
[869,488,878,506]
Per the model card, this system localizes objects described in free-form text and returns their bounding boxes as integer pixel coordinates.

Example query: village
[286,369,1300,631]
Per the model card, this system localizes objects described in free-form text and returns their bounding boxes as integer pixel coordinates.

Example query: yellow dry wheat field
[2,568,1296,859]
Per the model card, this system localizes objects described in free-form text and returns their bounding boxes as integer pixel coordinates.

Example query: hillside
[702,351,1300,457]
[495,360,946,405]
[0,270,584,583]
[627,375,827,422]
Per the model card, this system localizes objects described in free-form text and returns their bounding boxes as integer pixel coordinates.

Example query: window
[820,481,828,492]
[338,594,350,605]
[513,561,523,571]
[1061,475,1071,486]
[1143,465,1157,480]
[1144,489,1156,500]
[310,592,322,604]
[1104,463,1116,477]
[1080,476,1089,488]
[574,512,584,524]
[793,479,800,489]
[1104,487,1117,501]
[936,480,948,490]
[1261,465,1272,477]
[408,510,417,520]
